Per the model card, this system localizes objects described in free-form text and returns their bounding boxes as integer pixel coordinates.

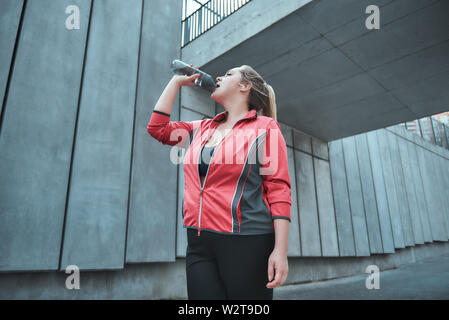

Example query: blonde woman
[147,65,291,300]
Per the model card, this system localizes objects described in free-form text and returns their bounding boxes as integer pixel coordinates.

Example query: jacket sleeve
[260,119,292,222]
[147,110,202,148]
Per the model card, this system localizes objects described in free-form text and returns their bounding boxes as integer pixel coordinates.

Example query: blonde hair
[239,65,277,121]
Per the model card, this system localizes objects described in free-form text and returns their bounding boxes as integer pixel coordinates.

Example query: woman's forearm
[153,76,180,115]
[273,219,289,255]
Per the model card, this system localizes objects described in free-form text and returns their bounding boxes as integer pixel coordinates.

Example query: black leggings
[186,228,275,300]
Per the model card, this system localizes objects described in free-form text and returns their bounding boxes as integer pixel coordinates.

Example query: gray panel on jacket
[365,131,395,253]
[61,0,141,270]
[287,147,301,257]
[0,0,89,271]
[328,140,355,256]
[314,157,339,256]
[0,0,23,116]
[127,0,182,263]
[376,130,405,248]
[386,132,415,246]
[407,142,433,243]
[295,150,321,256]
[342,136,370,256]
[396,137,424,244]
[354,134,383,254]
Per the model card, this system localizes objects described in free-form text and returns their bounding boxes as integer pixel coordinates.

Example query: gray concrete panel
[325,0,436,47]
[376,130,405,248]
[365,131,395,253]
[408,140,433,243]
[392,70,449,117]
[294,150,321,256]
[313,158,339,257]
[386,132,415,246]
[342,136,370,256]
[284,73,385,124]
[274,48,362,103]
[369,39,449,91]
[328,140,355,256]
[127,0,182,263]
[297,0,392,35]
[60,0,141,270]
[415,145,446,241]
[180,85,215,117]
[397,137,424,244]
[312,137,329,160]
[339,0,449,70]
[293,130,312,154]
[312,92,411,137]
[287,147,301,257]
[429,153,449,240]
[0,0,23,117]
[426,151,448,241]
[354,134,384,254]
[443,156,449,237]
[259,37,333,81]
[436,156,449,238]
[279,122,293,148]
[0,0,90,271]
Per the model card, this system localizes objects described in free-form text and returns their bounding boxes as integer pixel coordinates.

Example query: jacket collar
[213,109,258,122]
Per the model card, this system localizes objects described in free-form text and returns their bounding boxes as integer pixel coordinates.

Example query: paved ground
[274,254,449,299]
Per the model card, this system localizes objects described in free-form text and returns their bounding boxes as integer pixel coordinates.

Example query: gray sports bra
[199,144,216,177]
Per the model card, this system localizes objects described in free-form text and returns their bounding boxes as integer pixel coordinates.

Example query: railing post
[417,119,424,138]
[443,123,449,150]
[430,116,439,145]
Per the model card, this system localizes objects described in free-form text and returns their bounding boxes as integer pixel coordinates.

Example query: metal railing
[397,115,449,150]
[182,0,252,47]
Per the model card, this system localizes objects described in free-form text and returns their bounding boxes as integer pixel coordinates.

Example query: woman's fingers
[267,269,281,288]
[266,261,288,288]
[267,259,274,285]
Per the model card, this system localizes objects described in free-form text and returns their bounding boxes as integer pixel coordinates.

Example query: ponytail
[239,65,277,121]
[264,83,277,121]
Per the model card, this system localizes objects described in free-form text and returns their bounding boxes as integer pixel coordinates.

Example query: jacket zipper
[196,118,250,236]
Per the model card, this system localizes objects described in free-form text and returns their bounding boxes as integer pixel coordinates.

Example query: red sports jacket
[147,108,292,236]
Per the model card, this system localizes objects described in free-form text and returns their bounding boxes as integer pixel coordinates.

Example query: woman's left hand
[266,248,288,288]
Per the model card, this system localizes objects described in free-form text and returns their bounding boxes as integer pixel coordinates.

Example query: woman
[147,64,292,300]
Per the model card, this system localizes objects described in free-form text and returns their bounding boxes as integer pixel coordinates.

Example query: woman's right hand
[172,73,200,87]
[172,64,200,87]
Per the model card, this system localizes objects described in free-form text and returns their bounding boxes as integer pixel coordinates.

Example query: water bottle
[170,59,217,92]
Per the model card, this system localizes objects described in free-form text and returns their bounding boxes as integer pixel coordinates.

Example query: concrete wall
[328,125,449,258]
[1,0,449,299]
[0,0,183,272]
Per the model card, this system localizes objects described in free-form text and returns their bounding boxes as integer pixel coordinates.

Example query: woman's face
[211,67,247,105]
